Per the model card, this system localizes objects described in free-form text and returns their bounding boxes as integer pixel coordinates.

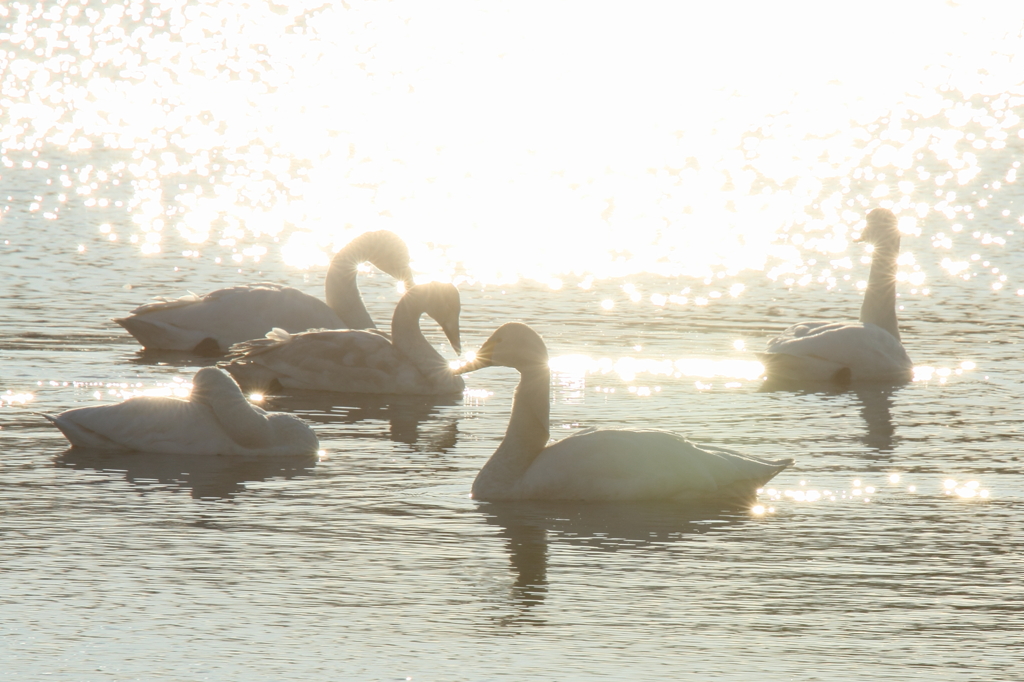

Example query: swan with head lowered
[45,367,319,456]
[114,230,415,354]
[221,281,465,396]
[757,208,913,384]
[455,322,792,503]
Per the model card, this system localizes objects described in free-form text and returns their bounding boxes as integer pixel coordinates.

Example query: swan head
[456,322,548,375]
[855,208,899,246]
[413,281,462,353]
[353,230,415,288]
[189,366,246,406]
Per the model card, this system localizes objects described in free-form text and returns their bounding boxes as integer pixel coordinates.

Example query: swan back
[114,284,341,353]
[759,321,912,383]
[517,429,791,502]
[46,368,318,456]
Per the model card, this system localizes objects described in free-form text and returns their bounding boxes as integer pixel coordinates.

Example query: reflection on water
[855,387,898,454]
[482,501,753,624]
[760,380,901,454]
[127,348,225,367]
[265,391,462,454]
[55,448,318,500]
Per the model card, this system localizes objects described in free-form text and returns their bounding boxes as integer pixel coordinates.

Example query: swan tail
[44,413,123,449]
[114,315,215,352]
[755,457,793,485]
[708,455,791,505]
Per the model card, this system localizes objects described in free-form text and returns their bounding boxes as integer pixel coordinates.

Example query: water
[4,1,1024,679]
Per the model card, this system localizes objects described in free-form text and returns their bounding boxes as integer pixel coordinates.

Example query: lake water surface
[3,1,1024,679]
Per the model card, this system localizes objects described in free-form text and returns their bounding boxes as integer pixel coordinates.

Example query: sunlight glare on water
[3,0,1024,292]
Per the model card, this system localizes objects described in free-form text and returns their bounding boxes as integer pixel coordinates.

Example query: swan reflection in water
[126,347,224,367]
[481,501,754,626]
[265,391,461,455]
[760,379,900,454]
[55,447,318,500]
[854,387,898,453]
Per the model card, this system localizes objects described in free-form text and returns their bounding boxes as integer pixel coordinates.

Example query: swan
[757,208,913,383]
[45,367,319,456]
[455,322,792,502]
[221,281,465,396]
[114,230,415,354]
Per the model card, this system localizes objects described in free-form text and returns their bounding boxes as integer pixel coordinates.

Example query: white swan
[45,367,319,456]
[221,281,465,396]
[114,230,415,354]
[455,322,792,502]
[757,208,913,383]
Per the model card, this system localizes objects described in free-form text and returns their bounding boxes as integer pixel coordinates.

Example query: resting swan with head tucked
[221,281,465,396]
[45,367,318,456]
[455,322,792,502]
[114,230,415,354]
[757,208,913,384]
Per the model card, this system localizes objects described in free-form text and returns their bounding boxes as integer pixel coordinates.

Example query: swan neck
[473,366,551,499]
[391,292,447,373]
[860,238,900,341]
[193,381,273,447]
[325,247,375,330]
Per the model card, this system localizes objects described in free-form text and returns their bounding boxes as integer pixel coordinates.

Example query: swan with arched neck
[221,281,464,396]
[114,230,414,354]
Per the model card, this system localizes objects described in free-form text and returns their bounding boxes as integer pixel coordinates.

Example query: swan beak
[401,270,416,292]
[441,321,462,355]
[454,348,492,375]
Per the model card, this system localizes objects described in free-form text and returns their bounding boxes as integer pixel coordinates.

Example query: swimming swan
[757,208,913,383]
[455,322,792,502]
[45,367,319,456]
[221,282,465,396]
[114,230,415,354]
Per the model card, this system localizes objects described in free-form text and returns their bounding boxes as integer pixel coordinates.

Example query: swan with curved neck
[757,208,913,384]
[114,230,415,354]
[456,322,791,502]
[221,281,465,396]
[45,367,319,456]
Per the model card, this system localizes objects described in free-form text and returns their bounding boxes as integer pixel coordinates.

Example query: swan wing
[516,428,790,502]
[46,397,237,455]
[47,393,317,457]
[223,329,407,393]
[115,284,343,352]
[759,321,912,382]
